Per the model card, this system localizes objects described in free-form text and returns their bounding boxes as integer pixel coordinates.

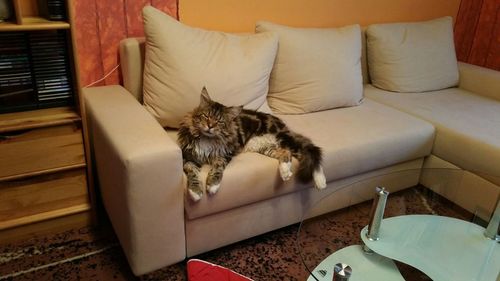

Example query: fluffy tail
[277,131,323,183]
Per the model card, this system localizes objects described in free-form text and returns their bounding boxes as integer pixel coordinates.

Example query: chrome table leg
[484,195,500,241]
[333,263,352,281]
[366,186,389,241]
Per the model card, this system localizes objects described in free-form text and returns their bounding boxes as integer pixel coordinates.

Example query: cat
[177,87,327,202]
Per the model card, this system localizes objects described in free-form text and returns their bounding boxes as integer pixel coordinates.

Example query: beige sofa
[83,23,500,276]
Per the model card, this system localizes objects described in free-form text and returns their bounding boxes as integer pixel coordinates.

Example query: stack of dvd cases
[38,0,67,21]
[0,30,74,113]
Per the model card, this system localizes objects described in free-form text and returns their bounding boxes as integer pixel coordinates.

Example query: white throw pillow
[366,17,459,93]
[142,6,278,128]
[255,21,363,114]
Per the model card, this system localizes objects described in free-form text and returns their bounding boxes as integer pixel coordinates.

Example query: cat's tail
[277,131,326,189]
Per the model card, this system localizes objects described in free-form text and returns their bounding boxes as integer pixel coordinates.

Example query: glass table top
[297,168,499,281]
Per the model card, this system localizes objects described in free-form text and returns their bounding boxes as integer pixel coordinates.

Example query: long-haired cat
[178,87,326,202]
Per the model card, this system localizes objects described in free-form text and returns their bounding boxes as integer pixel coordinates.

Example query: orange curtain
[73,0,178,87]
[455,0,500,70]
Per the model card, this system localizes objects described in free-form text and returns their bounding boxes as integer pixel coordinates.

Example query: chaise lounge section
[365,63,500,218]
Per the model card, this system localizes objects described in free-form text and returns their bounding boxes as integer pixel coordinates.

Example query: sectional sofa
[83,7,500,275]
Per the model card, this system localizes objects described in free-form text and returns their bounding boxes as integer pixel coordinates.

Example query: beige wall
[179,0,461,32]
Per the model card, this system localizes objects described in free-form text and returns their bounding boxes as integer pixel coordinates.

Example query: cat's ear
[228,106,243,119]
[200,86,211,107]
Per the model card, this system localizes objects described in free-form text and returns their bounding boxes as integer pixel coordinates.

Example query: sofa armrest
[83,86,185,275]
[458,62,500,101]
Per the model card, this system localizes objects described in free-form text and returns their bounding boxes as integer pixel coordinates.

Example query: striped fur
[178,88,325,202]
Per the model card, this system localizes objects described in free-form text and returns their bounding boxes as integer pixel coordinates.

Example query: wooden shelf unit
[0,19,69,31]
[0,0,70,31]
[0,0,94,242]
[0,106,80,133]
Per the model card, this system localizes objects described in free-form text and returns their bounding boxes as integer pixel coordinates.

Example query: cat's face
[191,87,242,138]
[192,104,227,138]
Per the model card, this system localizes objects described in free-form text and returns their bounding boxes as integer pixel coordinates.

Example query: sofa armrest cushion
[83,85,185,275]
[458,62,500,101]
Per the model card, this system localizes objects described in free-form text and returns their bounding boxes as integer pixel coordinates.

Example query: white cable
[83,64,121,88]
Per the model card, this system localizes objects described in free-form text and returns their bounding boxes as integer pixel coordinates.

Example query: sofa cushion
[142,6,278,128]
[365,84,500,179]
[255,21,363,114]
[366,17,459,93]
[183,98,434,219]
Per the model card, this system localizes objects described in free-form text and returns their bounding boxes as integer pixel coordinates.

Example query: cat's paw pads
[279,161,293,181]
[207,184,221,195]
[313,167,327,189]
[188,189,203,202]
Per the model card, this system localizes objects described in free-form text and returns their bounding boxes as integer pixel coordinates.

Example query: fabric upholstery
[183,99,434,219]
[117,31,371,104]
[458,62,500,102]
[366,17,459,92]
[142,6,278,128]
[119,38,145,103]
[256,21,363,114]
[364,85,500,179]
[83,86,186,275]
[185,159,423,256]
[421,155,500,220]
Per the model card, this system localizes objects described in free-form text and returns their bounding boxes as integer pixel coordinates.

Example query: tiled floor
[0,186,473,281]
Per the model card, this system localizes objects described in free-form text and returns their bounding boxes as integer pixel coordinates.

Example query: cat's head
[190,87,242,138]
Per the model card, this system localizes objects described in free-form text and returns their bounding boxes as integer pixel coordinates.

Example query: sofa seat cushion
[365,84,500,178]
[184,99,434,220]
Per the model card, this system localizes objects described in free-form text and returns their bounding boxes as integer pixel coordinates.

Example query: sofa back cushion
[256,21,364,114]
[366,17,459,93]
[120,32,370,105]
[141,6,278,128]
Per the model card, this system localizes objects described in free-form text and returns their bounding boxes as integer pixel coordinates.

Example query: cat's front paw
[207,184,221,195]
[188,189,203,202]
[279,161,293,181]
[206,173,222,196]
[187,185,204,202]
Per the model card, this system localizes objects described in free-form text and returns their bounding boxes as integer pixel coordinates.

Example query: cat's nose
[204,125,214,133]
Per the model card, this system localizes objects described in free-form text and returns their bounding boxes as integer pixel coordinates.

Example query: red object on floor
[187,259,254,281]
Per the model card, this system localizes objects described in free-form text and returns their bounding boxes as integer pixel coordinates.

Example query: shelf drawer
[0,168,89,227]
[0,123,85,179]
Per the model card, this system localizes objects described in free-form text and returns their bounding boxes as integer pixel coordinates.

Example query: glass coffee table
[297,168,500,281]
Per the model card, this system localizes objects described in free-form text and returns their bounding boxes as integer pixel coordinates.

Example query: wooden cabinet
[0,0,94,242]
